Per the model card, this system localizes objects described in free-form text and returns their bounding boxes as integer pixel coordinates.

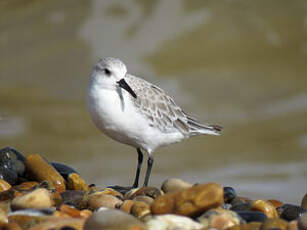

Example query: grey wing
[125,75,191,136]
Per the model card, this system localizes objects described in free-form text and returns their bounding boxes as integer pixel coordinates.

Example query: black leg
[132,148,143,188]
[143,155,154,187]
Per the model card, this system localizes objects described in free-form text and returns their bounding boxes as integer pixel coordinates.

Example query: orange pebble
[80,209,93,219]
[0,179,11,192]
[60,204,81,218]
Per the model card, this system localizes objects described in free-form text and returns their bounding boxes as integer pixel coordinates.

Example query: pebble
[125,186,163,200]
[0,147,26,177]
[260,218,288,230]
[131,201,151,221]
[250,200,278,218]
[198,208,244,230]
[11,188,54,210]
[146,214,203,230]
[25,154,66,192]
[67,173,89,191]
[60,190,86,209]
[120,200,135,213]
[84,208,146,230]
[0,222,22,230]
[298,213,307,230]
[235,210,267,222]
[0,208,8,224]
[302,194,307,209]
[0,179,11,191]
[228,222,262,230]
[279,204,307,221]
[231,197,251,211]
[50,162,78,180]
[87,193,123,210]
[267,199,283,208]
[59,204,81,217]
[161,178,193,194]
[224,187,237,203]
[0,167,18,185]
[27,217,85,230]
[288,220,298,230]
[151,182,223,217]
[133,195,154,205]
[90,187,123,199]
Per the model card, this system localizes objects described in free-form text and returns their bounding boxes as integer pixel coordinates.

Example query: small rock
[161,178,193,194]
[151,182,223,217]
[67,173,89,191]
[198,208,244,230]
[125,186,163,200]
[60,190,86,209]
[25,154,66,192]
[8,208,55,217]
[279,204,307,221]
[133,195,154,205]
[131,201,151,221]
[80,209,92,219]
[302,194,307,209]
[298,213,307,230]
[90,187,123,199]
[50,162,78,180]
[84,209,146,230]
[146,214,203,230]
[235,210,267,223]
[288,220,298,230]
[228,222,262,230]
[0,147,26,177]
[59,204,81,217]
[0,222,22,230]
[224,187,237,203]
[11,188,54,210]
[87,193,123,210]
[27,217,85,230]
[267,199,283,208]
[120,200,135,213]
[261,218,288,230]
[231,197,251,211]
[250,200,278,218]
[0,208,8,224]
[0,167,18,185]
[0,179,11,192]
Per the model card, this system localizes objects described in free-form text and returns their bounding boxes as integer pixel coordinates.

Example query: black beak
[117,79,137,99]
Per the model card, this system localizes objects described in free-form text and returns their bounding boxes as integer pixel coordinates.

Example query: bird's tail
[186,115,222,136]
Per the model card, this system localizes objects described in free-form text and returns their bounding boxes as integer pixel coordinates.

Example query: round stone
[279,204,307,221]
[161,178,193,194]
[235,210,267,223]
[224,187,237,203]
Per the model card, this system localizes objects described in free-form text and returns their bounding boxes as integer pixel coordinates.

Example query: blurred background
[0,0,306,203]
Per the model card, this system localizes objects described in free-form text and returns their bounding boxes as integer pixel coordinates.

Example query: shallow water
[0,0,307,203]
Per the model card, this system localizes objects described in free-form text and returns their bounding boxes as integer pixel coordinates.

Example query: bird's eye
[104,68,111,76]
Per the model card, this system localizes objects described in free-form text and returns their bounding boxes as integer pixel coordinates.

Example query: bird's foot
[107,185,137,195]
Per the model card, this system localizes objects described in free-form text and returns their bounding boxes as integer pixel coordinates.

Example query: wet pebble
[25,154,66,192]
[125,186,163,200]
[11,188,54,210]
[298,213,307,230]
[87,193,123,210]
[288,220,298,230]
[0,179,11,192]
[161,178,193,194]
[250,200,278,218]
[120,200,135,213]
[133,195,154,205]
[301,194,307,210]
[151,182,224,217]
[84,208,146,230]
[231,197,251,211]
[0,222,22,230]
[198,208,244,230]
[146,214,203,230]
[26,217,85,230]
[60,190,86,209]
[279,204,307,221]
[50,162,78,180]
[0,167,18,185]
[131,201,151,221]
[235,210,267,223]
[0,147,26,176]
[224,187,237,203]
[67,173,89,191]
[261,218,288,230]
[0,207,8,224]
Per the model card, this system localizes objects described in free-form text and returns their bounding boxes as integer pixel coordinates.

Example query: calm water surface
[0,0,306,203]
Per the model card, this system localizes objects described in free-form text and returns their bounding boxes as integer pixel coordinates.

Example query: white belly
[87,86,184,153]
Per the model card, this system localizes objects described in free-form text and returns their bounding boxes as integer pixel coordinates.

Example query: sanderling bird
[87,57,222,188]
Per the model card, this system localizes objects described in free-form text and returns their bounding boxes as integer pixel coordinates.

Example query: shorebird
[87,57,222,188]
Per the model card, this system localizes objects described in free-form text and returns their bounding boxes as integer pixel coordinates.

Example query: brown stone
[87,193,123,210]
[84,209,146,230]
[268,199,283,209]
[0,208,8,224]
[151,182,223,217]
[0,222,22,230]
[261,218,288,230]
[120,200,135,213]
[91,187,123,199]
[228,222,262,230]
[11,188,54,210]
[161,178,193,193]
[288,220,298,230]
[125,187,163,200]
[25,154,66,192]
[298,214,307,230]
[27,217,85,230]
[0,180,11,192]
[8,215,53,229]
[59,204,81,217]
[131,201,151,220]
[80,209,92,219]
[67,173,89,191]
[133,195,154,205]
[250,200,278,218]
[13,181,39,191]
